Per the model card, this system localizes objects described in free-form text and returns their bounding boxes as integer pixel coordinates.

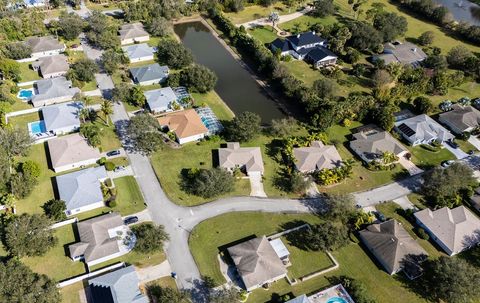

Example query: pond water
[433,0,480,26]
[174,21,285,123]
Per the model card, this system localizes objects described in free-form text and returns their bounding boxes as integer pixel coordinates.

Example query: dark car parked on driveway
[124,216,139,225]
[107,150,121,157]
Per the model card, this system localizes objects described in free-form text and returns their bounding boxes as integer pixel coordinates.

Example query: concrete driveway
[442,142,469,159]
[398,157,424,175]
[107,165,134,179]
[249,172,267,197]
[122,209,152,224]
[468,136,480,151]
[392,196,416,210]
[136,260,172,284]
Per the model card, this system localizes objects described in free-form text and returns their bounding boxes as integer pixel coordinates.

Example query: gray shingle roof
[47,133,101,169]
[228,236,286,290]
[293,141,342,172]
[285,295,310,303]
[56,166,107,212]
[119,23,149,40]
[360,219,428,274]
[89,265,148,303]
[26,36,64,53]
[378,42,427,66]
[32,54,69,76]
[218,142,264,174]
[144,87,177,112]
[287,31,325,47]
[350,128,407,161]
[414,206,480,255]
[32,77,80,105]
[121,43,155,60]
[394,114,454,143]
[129,63,168,83]
[69,212,123,263]
[439,104,480,133]
[42,101,82,132]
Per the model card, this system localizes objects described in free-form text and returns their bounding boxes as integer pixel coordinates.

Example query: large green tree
[4,213,57,257]
[68,58,99,83]
[0,260,61,303]
[226,111,262,142]
[132,223,169,253]
[55,11,84,40]
[156,39,193,69]
[42,199,67,222]
[127,113,163,155]
[303,222,349,251]
[179,64,217,93]
[182,168,235,198]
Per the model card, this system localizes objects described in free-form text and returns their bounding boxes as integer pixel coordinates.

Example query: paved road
[239,6,313,28]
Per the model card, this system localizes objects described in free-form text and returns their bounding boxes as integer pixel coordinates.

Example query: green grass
[430,82,480,112]
[279,14,338,33]
[7,112,41,131]
[408,145,455,169]
[113,176,146,214]
[191,91,235,121]
[81,80,98,92]
[93,120,122,152]
[224,3,293,24]
[88,247,166,271]
[22,224,86,282]
[189,212,428,303]
[60,281,84,303]
[110,156,130,167]
[375,202,444,259]
[248,25,278,44]
[322,123,409,194]
[10,100,32,112]
[147,276,178,290]
[18,62,41,82]
[16,143,56,215]
[456,138,477,152]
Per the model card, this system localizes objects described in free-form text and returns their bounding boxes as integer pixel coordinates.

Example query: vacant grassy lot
[225,2,293,24]
[279,14,338,33]
[189,212,428,303]
[248,25,278,44]
[22,223,86,282]
[375,202,444,259]
[408,145,455,169]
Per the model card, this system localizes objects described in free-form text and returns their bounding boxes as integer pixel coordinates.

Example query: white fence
[57,262,126,288]
[17,80,37,87]
[50,217,78,229]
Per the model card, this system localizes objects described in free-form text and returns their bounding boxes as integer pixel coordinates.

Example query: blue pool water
[29,120,46,135]
[18,89,33,100]
[327,297,348,303]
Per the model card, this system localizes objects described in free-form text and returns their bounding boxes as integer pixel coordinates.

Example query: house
[285,295,311,303]
[227,236,287,291]
[122,43,155,63]
[69,212,133,266]
[394,114,454,146]
[414,206,480,256]
[47,133,101,173]
[129,63,169,86]
[144,87,178,114]
[374,41,427,67]
[218,142,264,175]
[88,265,148,303]
[359,220,428,277]
[157,109,208,144]
[56,166,108,216]
[25,36,66,60]
[293,141,342,173]
[21,0,46,8]
[439,104,480,135]
[470,187,480,212]
[42,101,83,135]
[31,76,81,107]
[119,23,150,45]
[350,126,408,163]
[271,31,337,68]
[32,54,69,78]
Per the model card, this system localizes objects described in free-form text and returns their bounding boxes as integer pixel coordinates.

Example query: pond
[433,0,480,26]
[174,21,285,123]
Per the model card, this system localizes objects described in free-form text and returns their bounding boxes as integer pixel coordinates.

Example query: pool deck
[308,284,355,303]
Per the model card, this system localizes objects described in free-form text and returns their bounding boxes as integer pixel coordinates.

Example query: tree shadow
[280,220,311,251]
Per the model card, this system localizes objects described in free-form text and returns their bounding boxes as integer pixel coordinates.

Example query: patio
[308,284,355,303]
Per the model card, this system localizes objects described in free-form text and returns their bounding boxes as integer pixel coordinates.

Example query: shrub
[105,162,115,171]
[132,223,169,253]
[42,199,67,222]
[417,228,429,240]
[108,199,117,208]
[98,157,107,165]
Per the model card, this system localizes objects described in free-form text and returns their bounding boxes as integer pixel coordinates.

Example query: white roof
[269,238,290,259]
[42,101,82,132]
[121,43,155,60]
[144,87,177,112]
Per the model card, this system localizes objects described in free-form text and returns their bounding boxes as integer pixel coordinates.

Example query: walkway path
[136,260,172,284]
[238,6,313,29]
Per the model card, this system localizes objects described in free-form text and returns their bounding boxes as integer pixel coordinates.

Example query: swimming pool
[29,120,46,135]
[18,89,34,100]
[327,297,348,303]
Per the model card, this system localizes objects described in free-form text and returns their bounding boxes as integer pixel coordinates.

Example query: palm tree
[268,12,280,29]
[100,99,113,126]
[78,108,90,123]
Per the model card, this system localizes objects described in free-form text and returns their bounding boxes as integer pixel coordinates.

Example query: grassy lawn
[322,123,409,194]
[110,156,129,167]
[22,224,86,282]
[88,248,166,272]
[81,80,98,92]
[279,14,338,33]
[375,202,444,259]
[10,100,32,112]
[93,119,122,152]
[60,281,85,303]
[147,276,178,290]
[18,62,41,82]
[408,145,455,169]
[189,212,428,303]
[113,176,146,214]
[224,3,293,24]
[430,81,480,111]
[191,91,235,121]
[16,143,56,215]
[7,112,41,131]
[248,25,278,44]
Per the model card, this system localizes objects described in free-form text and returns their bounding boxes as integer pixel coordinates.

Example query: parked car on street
[441,160,455,168]
[107,150,121,157]
[124,216,138,225]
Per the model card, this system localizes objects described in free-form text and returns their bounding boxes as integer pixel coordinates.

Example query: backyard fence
[50,217,78,229]
[57,262,126,288]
